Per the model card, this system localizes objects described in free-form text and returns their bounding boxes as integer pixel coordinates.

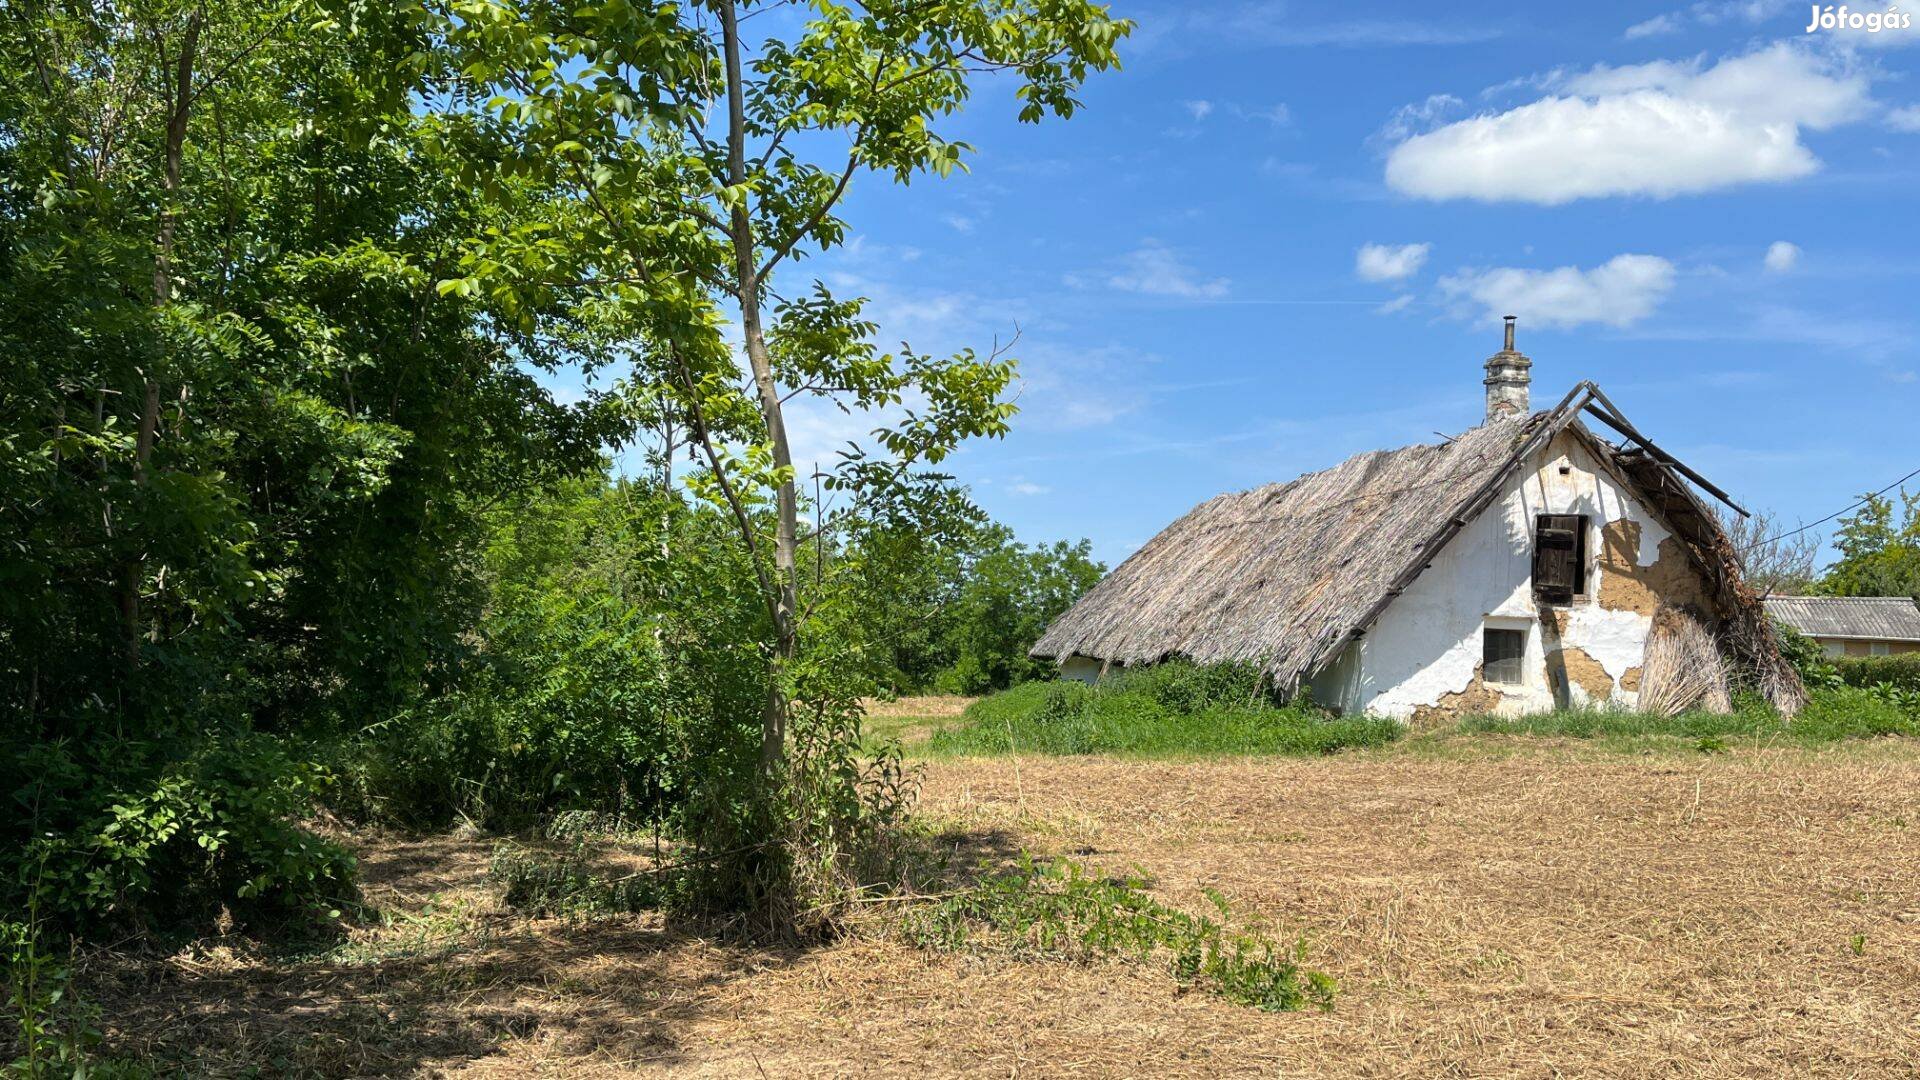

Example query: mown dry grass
[79,736,1920,1077]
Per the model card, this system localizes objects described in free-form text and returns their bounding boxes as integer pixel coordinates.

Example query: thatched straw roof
[1033,383,1805,711]
[1031,415,1534,684]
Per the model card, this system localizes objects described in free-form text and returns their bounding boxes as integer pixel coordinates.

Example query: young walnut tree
[431,0,1128,776]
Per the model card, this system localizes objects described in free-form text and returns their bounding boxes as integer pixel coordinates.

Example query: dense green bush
[1835,653,1920,692]
[332,595,677,831]
[1772,621,1844,691]
[3,733,355,933]
[928,661,1400,757]
[1,5,610,936]
[324,479,767,845]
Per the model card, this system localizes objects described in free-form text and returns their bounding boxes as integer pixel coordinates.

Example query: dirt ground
[85,739,1920,1077]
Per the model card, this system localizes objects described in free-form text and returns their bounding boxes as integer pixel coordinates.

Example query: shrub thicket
[1835,653,1920,693]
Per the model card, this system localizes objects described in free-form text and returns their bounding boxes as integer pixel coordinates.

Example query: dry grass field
[79,716,1920,1077]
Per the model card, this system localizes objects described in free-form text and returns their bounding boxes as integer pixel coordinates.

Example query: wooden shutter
[1532,514,1582,604]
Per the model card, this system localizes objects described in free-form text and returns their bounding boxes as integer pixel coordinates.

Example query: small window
[1871,642,1892,657]
[1484,627,1526,685]
[1532,514,1588,604]
[1822,641,1846,659]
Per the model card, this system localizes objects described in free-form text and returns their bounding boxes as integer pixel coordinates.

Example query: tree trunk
[720,0,798,776]
[125,9,202,664]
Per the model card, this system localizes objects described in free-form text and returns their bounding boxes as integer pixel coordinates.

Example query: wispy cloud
[1228,102,1292,126]
[1764,240,1801,272]
[1006,342,1163,433]
[1080,241,1230,300]
[1621,0,1796,39]
[1131,3,1501,57]
[1623,305,1915,361]
[1623,12,1686,38]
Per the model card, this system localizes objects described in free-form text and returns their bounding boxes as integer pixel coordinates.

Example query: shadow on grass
[73,834,810,1078]
[75,819,1055,1078]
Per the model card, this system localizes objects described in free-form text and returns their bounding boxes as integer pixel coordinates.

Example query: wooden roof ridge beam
[1579,383,1749,518]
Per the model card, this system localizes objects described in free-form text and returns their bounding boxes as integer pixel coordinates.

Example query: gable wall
[1307,429,1711,720]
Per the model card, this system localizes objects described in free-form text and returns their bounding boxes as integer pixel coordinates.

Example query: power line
[1741,463,1920,551]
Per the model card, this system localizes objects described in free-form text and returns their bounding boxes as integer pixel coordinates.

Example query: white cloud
[1439,254,1677,328]
[1764,240,1800,272]
[943,214,976,233]
[1102,242,1229,300]
[1355,242,1431,282]
[1888,104,1920,131]
[1008,479,1052,496]
[1384,44,1873,204]
[1184,99,1214,121]
[1377,294,1415,314]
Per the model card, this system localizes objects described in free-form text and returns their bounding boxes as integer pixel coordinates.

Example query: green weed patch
[904,855,1333,1013]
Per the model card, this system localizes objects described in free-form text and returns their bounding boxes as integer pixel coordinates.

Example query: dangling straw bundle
[1637,608,1732,717]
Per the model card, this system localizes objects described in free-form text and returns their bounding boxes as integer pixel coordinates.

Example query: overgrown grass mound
[1458,686,1920,744]
[927,661,1400,757]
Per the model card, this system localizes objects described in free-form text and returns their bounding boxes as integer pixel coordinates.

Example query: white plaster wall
[1307,429,1676,718]
[1058,655,1110,684]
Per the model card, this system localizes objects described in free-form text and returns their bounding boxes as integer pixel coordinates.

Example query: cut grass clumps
[489,842,660,917]
[904,855,1334,1013]
[928,660,1400,757]
[489,816,665,918]
[1457,687,1920,745]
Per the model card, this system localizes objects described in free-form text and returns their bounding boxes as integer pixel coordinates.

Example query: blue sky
[604,0,1920,568]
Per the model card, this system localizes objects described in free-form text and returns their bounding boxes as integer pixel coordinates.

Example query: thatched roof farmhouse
[1033,320,1804,720]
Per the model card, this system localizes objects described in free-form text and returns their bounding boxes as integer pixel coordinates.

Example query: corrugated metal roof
[1764,596,1920,641]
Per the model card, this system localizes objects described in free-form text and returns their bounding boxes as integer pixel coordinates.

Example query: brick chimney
[1483,315,1531,422]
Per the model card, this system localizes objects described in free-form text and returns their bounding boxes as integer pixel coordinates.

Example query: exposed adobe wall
[1595,519,1711,619]
[1311,428,1719,719]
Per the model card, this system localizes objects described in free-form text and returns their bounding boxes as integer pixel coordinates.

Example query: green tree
[426,0,1128,918]
[1820,490,1920,600]
[935,528,1104,693]
[1,0,617,930]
